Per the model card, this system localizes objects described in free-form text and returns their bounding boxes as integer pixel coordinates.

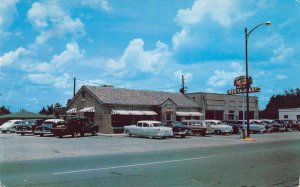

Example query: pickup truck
[51,117,99,138]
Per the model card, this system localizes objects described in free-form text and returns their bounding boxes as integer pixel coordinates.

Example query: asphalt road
[1,139,299,187]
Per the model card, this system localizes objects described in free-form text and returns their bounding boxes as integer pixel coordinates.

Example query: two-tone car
[16,119,44,135]
[124,120,173,139]
[34,119,65,136]
[181,120,209,136]
[162,120,191,138]
[205,120,233,135]
[0,120,23,133]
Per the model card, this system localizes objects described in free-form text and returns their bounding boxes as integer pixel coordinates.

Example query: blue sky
[0,0,300,113]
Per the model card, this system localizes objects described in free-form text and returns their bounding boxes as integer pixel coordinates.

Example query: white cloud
[175,0,252,27]
[105,38,171,76]
[173,69,192,83]
[207,62,243,87]
[27,2,85,44]
[172,28,189,50]
[81,0,111,11]
[270,44,294,63]
[0,0,18,35]
[51,42,85,67]
[0,47,27,66]
[27,73,71,89]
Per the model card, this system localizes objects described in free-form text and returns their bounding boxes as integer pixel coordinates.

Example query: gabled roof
[84,85,200,108]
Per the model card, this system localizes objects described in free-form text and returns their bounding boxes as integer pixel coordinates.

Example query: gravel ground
[0,131,299,162]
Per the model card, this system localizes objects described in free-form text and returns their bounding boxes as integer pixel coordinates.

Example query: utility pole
[180,75,187,94]
[73,77,76,98]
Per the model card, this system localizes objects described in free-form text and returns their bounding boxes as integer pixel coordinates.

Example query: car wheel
[72,131,78,138]
[126,130,132,137]
[58,134,63,138]
[180,135,186,138]
[91,131,97,136]
[21,133,25,136]
[40,134,44,137]
[201,132,206,136]
[148,136,154,139]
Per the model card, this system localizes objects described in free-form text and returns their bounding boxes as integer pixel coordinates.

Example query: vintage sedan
[0,119,23,133]
[16,119,44,135]
[162,120,191,138]
[124,120,173,139]
[181,120,209,136]
[34,119,65,136]
[205,120,233,135]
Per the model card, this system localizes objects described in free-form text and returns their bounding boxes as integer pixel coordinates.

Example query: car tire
[40,134,44,137]
[2,131,7,134]
[91,131,97,136]
[21,133,25,136]
[180,135,186,138]
[126,130,132,137]
[149,136,154,139]
[58,134,63,138]
[72,131,78,138]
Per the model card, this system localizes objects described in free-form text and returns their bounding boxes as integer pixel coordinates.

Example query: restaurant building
[66,85,203,134]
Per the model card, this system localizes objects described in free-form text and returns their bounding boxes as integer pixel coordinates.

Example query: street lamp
[245,21,271,138]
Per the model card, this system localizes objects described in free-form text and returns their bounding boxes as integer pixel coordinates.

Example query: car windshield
[40,122,53,128]
[174,121,184,126]
[19,121,35,126]
[216,122,224,125]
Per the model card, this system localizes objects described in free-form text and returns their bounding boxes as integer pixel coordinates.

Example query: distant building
[278,108,300,120]
[66,85,203,134]
[186,92,259,120]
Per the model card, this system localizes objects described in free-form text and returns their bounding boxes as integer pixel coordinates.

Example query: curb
[97,133,127,137]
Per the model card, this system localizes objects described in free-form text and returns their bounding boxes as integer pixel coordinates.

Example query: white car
[0,120,23,133]
[124,120,173,139]
[205,120,233,134]
[238,120,266,134]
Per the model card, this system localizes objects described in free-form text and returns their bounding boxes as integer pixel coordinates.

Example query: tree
[259,88,300,119]
[0,106,11,115]
[39,102,63,115]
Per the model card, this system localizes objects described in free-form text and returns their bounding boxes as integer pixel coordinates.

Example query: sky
[0,0,300,113]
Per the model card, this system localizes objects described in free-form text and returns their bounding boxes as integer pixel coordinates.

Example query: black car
[34,119,65,136]
[163,121,191,138]
[221,120,240,134]
[52,117,99,138]
[16,119,44,135]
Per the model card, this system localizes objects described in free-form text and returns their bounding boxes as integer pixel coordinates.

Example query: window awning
[111,110,157,116]
[66,108,77,114]
[79,107,95,113]
[176,111,203,117]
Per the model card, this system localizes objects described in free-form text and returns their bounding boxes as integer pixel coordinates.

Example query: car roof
[44,119,65,123]
[137,120,161,124]
[205,120,222,122]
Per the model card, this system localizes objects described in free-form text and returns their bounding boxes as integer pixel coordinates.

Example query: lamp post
[245,21,271,138]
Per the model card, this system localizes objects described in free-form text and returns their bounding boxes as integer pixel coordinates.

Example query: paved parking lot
[0,132,299,162]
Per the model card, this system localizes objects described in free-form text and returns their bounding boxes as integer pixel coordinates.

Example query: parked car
[205,120,233,135]
[16,119,44,135]
[124,120,173,139]
[162,121,191,138]
[181,120,209,136]
[221,120,241,134]
[0,120,23,133]
[282,120,300,131]
[237,120,266,134]
[261,119,285,132]
[52,117,99,138]
[250,120,272,132]
[34,119,65,136]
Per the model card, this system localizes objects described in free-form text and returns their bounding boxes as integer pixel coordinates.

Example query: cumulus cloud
[105,38,171,76]
[172,28,190,50]
[27,2,85,44]
[0,47,27,66]
[207,62,243,87]
[276,74,288,80]
[51,42,85,67]
[175,0,252,27]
